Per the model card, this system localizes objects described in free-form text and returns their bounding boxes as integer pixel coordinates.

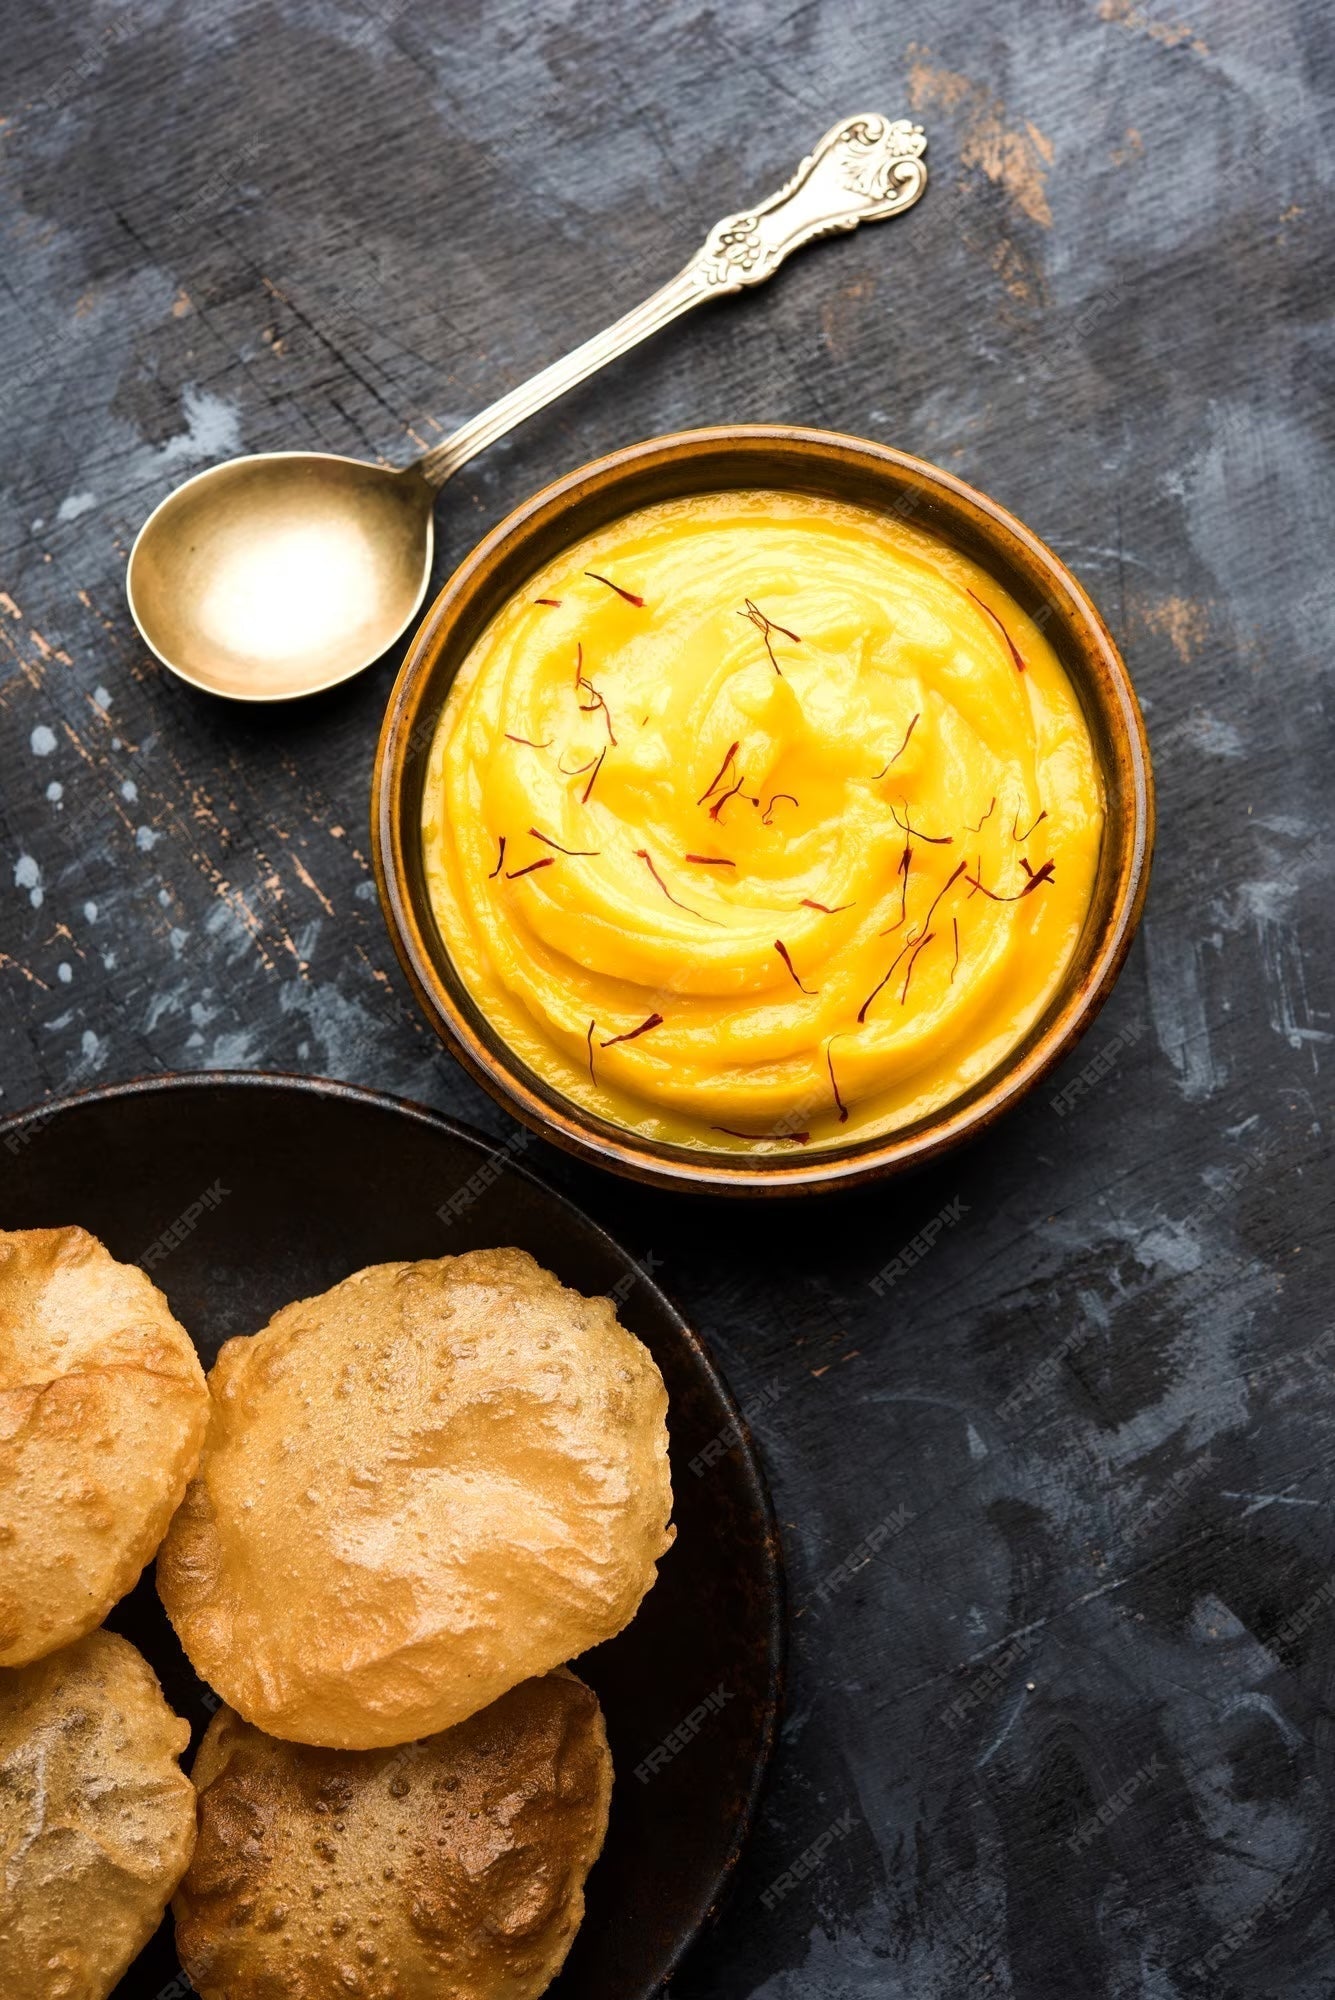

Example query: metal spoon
[126,114,927,703]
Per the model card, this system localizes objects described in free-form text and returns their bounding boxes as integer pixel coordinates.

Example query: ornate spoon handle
[415,113,927,489]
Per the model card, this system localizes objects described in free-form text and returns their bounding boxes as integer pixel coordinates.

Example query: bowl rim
[372,424,1155,1195]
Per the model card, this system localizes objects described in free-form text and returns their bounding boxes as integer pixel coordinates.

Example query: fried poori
[0,1629,197,2000]
[175,1668,613,2000]
[158,1247,674,1747]
[0,1225,209,1666]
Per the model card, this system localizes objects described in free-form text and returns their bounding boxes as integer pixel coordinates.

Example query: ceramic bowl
[372,426,1153,1195]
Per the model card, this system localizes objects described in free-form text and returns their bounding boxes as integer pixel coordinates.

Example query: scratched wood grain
[2,1,1334,1994]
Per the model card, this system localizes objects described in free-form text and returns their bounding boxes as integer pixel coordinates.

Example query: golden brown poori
[158,1247,674,1748]
[174,1668,613,2000]
[0,1628,197,2000]
[0,1225,209,1666]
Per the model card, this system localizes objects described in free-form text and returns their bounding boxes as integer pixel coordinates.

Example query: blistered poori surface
[158,1247,674,1747]
[175,1669,613,2000]
[0,1629,196,2000]
[0,1226,209,1666]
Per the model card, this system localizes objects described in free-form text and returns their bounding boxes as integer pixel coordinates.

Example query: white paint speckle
[1077,1286,1112,1329]
[83,900,98,922]
[1133,1220,1205,1277]
[1257,814,1310,840]
[1181,711,1243,758]
[354,878,379,901]
[94,686,112,710]
[121,779,138,803]
[57,962,72,984]
[174,385,243,463]
[157,888,171,906]
[135,825,159,851]
[46,782,63,803]
[145,988,183,1032]
[204,898,256,962]
[1188,1593,1251,1645]
[976,1688,1028,1769]
[30,724,57,756]
[1234,878,1295,925]
[293,917,321,963]
[965,1422,988,1461]
[56,491,96,523]
[1220,1689,1306,1750]
[1234,876,1329,1055]
[80,1029,103,1061]
[14,854,42,908]
[211,1031,257,1065]
[1143,914,1224,1100]
[169,927,189,954]
[276,974,427,1088]
[137,384,243,477]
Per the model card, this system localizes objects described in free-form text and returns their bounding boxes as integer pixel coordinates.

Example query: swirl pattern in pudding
[423,491,1103,1150]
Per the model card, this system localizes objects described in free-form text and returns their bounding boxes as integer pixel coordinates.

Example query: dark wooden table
[4,3,1332,1993]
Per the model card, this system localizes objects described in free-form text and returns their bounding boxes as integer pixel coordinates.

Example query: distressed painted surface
[2,1,1333,1993]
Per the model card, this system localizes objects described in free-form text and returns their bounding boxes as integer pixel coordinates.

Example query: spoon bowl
[127,453,435,701]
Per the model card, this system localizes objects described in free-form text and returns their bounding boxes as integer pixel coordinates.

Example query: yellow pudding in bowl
[421,489,1104,1152]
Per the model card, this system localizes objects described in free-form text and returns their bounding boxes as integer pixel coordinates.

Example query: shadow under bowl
[372,426,1154,1195]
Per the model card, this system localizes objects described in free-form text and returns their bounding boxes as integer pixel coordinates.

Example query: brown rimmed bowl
[372,426,1154,1195]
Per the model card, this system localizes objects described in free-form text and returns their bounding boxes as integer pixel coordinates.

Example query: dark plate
[0,1073,784,1999]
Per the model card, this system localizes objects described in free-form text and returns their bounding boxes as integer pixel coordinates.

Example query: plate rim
[0,1067,787,1994]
